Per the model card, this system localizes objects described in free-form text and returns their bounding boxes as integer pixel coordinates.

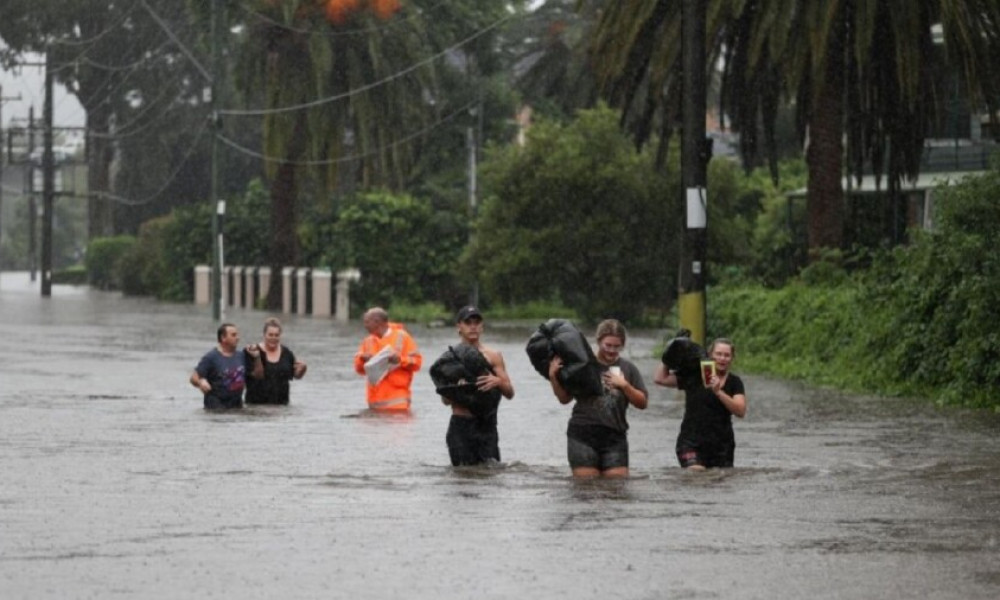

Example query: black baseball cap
[456,305,483,322]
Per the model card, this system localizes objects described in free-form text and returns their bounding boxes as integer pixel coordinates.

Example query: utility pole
[210,0,225,321]
[28,106,36,283]
[466,108,480,307]
[41,53,55,297]
[679,0,711,345]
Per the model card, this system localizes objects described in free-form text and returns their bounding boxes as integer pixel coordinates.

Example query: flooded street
[2,272,999,599]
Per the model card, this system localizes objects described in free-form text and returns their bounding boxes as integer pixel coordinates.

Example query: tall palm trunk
[805,20,846,256]
[264,111,308,310]
[86,103,115,238]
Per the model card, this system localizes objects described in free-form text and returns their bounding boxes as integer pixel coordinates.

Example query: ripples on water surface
[1,274,999,599]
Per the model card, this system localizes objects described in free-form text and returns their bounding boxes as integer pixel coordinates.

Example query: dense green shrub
[86,236,137,290]
[468,105,678,323]
[118,216,172,297]
[710,164,1000,409]
[52,265,88,285]
[132,179,271,301]
[307,190,468,311]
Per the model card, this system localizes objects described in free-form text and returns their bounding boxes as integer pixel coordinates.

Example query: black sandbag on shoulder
[660,332,705,386]
[429,344,502,418]
[525,319,604,398]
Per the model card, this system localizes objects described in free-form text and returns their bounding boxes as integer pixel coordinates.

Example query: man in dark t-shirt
[190,323,263,410]
[654,338,747,469]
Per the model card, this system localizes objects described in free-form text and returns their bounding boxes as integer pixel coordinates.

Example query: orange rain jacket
[353,322,422,411]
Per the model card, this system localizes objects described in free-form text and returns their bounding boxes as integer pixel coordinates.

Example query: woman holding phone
[548,319,648,478]
[654,338,747,469]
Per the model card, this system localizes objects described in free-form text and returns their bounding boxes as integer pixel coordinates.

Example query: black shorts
[446,415,500,466]
[204,394,243,410]
[566,423,629,470]
[676,442,734,469]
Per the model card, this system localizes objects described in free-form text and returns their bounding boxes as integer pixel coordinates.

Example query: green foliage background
[709,163,1000,409]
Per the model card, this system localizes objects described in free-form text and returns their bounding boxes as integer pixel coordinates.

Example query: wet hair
[364,307,389,323]
[595,319,627,344]
[217,322,236,342]
[708,337,735,356]
[263,317,282,334]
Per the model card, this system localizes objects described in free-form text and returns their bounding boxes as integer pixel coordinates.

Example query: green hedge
[709,164,1000,410]
[86,236,137,290]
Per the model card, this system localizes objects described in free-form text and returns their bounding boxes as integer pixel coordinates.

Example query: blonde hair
[708,337,735,356]
[263,317,282,334]
[595,319,627,343]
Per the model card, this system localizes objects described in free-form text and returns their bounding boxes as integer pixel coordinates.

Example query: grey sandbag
[429,344,502,418]
[525,319,604,398]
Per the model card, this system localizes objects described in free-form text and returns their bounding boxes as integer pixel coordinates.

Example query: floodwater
[1,272,999,600]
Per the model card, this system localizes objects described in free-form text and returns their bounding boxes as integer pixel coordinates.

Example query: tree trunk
[264,112,308,310]
[86,103,115,239]
[805,27,846,257]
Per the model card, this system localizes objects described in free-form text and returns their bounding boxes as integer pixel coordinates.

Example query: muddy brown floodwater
[1,272,999,599]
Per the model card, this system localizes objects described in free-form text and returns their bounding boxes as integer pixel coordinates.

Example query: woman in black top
[246,317,307,405]
[654,338,747,469]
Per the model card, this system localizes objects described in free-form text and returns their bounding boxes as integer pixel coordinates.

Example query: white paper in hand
[363,345,395,386]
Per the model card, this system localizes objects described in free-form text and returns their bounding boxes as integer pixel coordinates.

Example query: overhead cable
[219,12,512,117]
[217,99,476,165]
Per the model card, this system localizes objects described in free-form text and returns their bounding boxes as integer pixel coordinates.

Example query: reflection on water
[1,273,1000,599]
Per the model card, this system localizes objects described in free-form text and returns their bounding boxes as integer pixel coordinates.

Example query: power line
[90,115,210,206]
[46,3,138,48]
[217,99,476,165]
[138,0,212,83]
[75,41,174,73]
[219,12,513,117]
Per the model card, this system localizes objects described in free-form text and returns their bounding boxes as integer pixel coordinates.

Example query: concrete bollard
[258,267,271,309]
[281,267,295,314]
[233,266,244,309]
[244,267,256,310]
[335,268,361,323]
[312,269,332,317]
[296,268,309,315]
[194,265,210,305]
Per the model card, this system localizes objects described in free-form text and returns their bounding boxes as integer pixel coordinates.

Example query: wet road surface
[1,273,999,599]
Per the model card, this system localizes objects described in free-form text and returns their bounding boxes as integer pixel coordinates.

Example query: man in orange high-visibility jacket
[354,307,422,412]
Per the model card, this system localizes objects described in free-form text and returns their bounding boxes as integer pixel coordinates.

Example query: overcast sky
[1,50,90,130]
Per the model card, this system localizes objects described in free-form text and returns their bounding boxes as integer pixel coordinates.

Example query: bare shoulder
[478,344,506,368]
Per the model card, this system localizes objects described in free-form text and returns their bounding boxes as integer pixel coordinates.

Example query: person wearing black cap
[437,306,514,465]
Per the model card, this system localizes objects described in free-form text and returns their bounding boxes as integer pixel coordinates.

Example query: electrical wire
[46,3,139,48]
[90,114,210,206]
[219,12,513,117]
[138,0,212,83]
[217,99,475,165]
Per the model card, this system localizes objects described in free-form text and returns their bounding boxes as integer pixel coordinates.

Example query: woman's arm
[653,363,678,388]
[548,357,573,405]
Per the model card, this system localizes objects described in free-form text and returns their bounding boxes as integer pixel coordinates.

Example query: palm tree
[589,0,1000,256]
[231,0,440,308]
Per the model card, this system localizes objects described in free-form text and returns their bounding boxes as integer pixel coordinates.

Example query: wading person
[245,317,307,405]
[654,337,747,469]
[353,307,422,412]
[431,306,515,466]
[190,323,263,410]
[548,319,648,478]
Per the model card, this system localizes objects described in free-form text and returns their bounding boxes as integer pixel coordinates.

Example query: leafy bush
[468,104,677,323]
[309,190,467,311]
[710,164,1000,409]
[148,179,272,301]
[86,236,137,290]
[52,265,88,285]
[118,216,172,297]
